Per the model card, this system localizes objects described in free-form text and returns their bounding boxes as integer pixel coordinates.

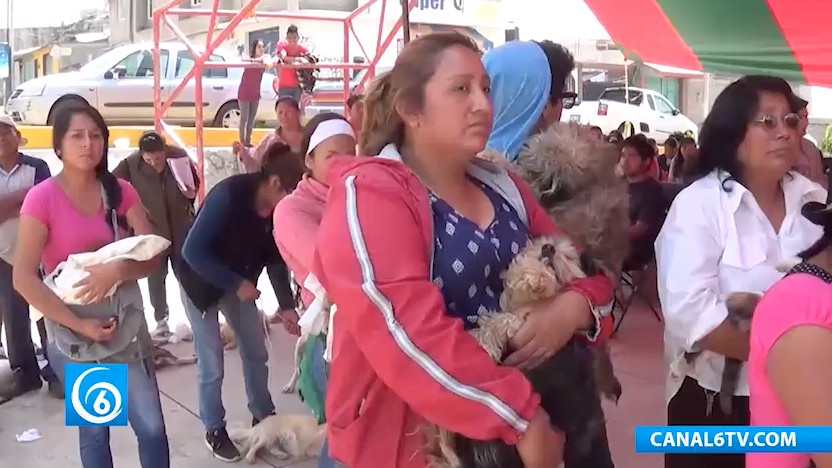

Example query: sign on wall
[410,0,503,27]
[0,43,10,80]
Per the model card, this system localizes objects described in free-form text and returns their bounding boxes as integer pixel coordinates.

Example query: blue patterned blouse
[429,179,531,329]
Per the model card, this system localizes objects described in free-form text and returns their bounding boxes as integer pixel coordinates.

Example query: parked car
[7,42,278,128]
[561,86,697,143]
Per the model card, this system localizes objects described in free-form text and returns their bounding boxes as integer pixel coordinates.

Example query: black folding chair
[612,261,662,335]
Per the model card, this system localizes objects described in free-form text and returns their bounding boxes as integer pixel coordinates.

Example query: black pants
[0,260,57,383]
[665,376,748,468]
[147,254,170,323]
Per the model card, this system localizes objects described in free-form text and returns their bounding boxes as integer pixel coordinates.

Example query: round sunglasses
[751,113,800,130]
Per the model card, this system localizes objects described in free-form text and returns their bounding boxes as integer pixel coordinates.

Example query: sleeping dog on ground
[228,414,326,464]
[426,235,615,468]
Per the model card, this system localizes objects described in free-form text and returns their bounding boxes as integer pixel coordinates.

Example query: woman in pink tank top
[748,186,832,468]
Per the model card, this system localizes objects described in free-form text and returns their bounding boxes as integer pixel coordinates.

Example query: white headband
[306,118,355,156]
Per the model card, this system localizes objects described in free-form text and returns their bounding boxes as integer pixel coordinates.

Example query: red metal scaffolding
[152,0,415,200]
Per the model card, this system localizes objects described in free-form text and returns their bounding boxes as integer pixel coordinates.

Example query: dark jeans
[278,87,302,103]
[666,376,749,468]
[147,254,170,323]
[0,259,57,383]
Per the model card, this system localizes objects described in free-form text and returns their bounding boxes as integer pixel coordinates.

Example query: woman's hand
[74,262,123,304]
[276,308,301,336]
[505,290,593,369]
[77,317,118,342]
[516,409,565,468]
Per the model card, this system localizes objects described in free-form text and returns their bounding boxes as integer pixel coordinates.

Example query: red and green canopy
[583,0,832,87]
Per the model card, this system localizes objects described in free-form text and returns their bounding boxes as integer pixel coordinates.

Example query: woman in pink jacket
[272,111,356,468]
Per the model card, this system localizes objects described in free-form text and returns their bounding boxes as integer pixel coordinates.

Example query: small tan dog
[228,414,326,464]
[428,235,617,468]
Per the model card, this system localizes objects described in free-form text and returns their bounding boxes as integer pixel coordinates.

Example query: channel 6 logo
[64,363,128,427]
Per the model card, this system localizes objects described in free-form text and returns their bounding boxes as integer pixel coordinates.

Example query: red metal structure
[152,0,415,199]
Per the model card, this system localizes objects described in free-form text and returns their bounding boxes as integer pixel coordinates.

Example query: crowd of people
[0,29,831,468]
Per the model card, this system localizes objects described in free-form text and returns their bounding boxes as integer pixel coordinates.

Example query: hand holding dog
[74,262,123,304]
[505,290,593,369]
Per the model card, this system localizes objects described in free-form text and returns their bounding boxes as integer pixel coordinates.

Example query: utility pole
[4,0,12,104]
[400,0,411,44]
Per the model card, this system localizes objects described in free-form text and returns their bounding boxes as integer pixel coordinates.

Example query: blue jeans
[48,342,170,468]
[308,337,336,468]
[181,289,275,431]
[278,87,302,104]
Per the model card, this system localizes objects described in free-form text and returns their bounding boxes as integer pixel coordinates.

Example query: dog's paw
[268,447,290,460]
[177,355,198,365]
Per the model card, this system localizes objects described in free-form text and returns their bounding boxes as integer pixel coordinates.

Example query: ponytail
[361,71,404,155]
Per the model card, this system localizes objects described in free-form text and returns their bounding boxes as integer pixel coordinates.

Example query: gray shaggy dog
[426,124,629,468]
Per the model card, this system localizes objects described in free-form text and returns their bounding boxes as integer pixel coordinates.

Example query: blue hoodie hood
[483,41,552,162]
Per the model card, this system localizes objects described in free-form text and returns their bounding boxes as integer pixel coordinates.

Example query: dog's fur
[511,124,630,280]
[420,124,627,468]
[509,124,627,406]
[427,236,608,468]
[228,414,326,464]
[683,292,759,414]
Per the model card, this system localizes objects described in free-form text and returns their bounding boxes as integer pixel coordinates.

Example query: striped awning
[583,0,832,86]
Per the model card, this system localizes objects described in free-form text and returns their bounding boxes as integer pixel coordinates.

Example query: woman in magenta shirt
[238,40,268,147]
[13,104,169,467]
[749,192,832,468]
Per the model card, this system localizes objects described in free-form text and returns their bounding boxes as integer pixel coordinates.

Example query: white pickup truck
[561,86,697,143]
[7,42,278,128]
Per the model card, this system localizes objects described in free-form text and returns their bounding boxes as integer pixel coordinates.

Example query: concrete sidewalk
[0,269,666,467]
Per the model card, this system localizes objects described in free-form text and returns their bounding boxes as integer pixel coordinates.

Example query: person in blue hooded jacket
[483,40,616,468]
[484,39,578,161]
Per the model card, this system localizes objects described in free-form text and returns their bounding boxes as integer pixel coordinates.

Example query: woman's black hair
[533,40,575,104]
[299,112,350,158]
[622,134,654,160]
[691,75,799,191]
[250,40,263,58]
[665,137,679,149]
[260,140,304,191]
[51,103,125,233]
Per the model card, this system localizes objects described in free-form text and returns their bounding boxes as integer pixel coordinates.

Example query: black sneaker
[205,428,241,462]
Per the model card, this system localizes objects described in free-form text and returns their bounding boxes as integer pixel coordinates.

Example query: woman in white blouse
[656,75,827,468]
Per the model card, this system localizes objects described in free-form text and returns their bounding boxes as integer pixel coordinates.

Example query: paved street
[0,149,666,467]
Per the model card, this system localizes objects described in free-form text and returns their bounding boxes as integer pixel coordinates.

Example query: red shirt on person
[275,40,309,90]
